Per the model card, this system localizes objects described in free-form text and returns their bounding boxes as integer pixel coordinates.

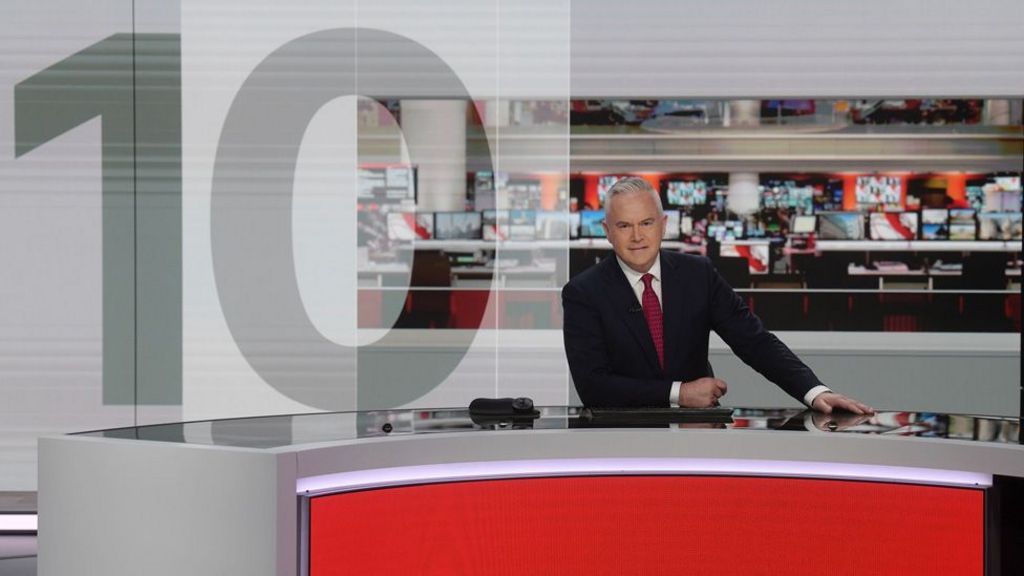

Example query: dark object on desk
[469,397,539,417]
[469,397,539,429]
[581,406,734,425]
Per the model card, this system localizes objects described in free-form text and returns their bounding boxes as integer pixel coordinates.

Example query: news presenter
[561,177,874,414]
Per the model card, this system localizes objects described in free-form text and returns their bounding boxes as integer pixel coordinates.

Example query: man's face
[602,190,666,273]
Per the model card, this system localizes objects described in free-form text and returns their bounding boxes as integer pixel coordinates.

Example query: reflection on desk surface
[78,407,1020,449]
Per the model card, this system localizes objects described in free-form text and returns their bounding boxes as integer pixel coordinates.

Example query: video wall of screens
[358,165,417,205]
[664,180,708,207]
[855,175,902,210]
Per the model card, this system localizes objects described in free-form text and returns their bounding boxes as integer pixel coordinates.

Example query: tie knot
[641,273,654,288]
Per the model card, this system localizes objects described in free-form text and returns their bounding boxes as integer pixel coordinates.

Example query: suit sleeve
[562,281,674,407]
[703,258,824,401]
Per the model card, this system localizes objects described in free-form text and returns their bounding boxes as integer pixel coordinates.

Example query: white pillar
[727,172,760,216]
[725,100,761,128]
[400,100,467,212]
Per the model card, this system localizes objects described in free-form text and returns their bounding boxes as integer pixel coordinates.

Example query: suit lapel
[601,257,662,375]
[659,251,685,375]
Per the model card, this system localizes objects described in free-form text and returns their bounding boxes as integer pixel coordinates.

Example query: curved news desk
[39,407,1023,576]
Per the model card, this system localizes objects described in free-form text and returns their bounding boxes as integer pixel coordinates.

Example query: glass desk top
[76,407,1022,450]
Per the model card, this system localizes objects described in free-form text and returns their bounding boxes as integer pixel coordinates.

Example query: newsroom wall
[1,0,1021,492]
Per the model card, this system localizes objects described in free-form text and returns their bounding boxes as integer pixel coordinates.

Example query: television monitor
[509,210,537,241]
[580,210,606,238]
[358,165,416,203]
[535,212,573,240]
[720,243,770,274]
[482,210,509,241]
[664,180,708,207]
[569,212,581,239]
[980,175,1023,212]
[791,215,817,234]
[817,212,865,240]
[662,211,681,240]
[855,176,901,208]
[386,212,433,241]
[707,220,744,241]
[434,212,482,240]
[869,212,919,240]
[680,215,694,236]
[978,212,1023,241]
[597,175,625,207]
[920,209,949,240]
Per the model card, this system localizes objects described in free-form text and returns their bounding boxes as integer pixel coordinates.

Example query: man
[562,177,873,414]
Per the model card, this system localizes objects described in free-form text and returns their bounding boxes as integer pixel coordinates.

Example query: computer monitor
[664,180,708,207]
[482,210,509,241]
[580,210,606,238]
[978,212,1023,241]
[817,212,865,240]
[869,212,918,240]
[791,215,817,234]
[434,212,483,240]
[386,212,433,240]
[662,211,681,240]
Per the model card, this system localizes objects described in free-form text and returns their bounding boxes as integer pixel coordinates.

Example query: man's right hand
[680,377,728,408]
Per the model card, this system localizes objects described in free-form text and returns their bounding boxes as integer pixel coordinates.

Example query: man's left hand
[811,392,875,415]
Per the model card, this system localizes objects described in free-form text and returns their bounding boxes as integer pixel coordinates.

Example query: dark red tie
[641,273,664,369]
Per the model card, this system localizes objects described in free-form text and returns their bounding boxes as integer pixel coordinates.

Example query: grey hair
[605,176,663,215]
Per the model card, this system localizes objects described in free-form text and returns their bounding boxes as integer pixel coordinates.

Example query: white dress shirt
[615,254,830,408]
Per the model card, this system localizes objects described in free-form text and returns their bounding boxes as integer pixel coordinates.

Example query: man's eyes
[616,220,655,229]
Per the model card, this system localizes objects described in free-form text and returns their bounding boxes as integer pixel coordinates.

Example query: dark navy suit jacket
[562,250,824,407]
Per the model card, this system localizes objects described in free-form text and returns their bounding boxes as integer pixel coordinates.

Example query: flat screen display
[791,215,817,234]
[706,220,744,241]
[664,180,707,206]
[869,212,918,240]
[855,176,901,208]
[978,212,1023,240]
[358,165,416,203]
[579,210,606,238]
[817,212,865,240]
[597,175,625,207]
[535,212,573,240]
[508,210,537,241]
[434,212,482,240]
[569,212,581,239]
[949,209,977,240]
[482,210,508,241]
[386,212,433,240]
[662,211,681,240]
[921,209,949,240]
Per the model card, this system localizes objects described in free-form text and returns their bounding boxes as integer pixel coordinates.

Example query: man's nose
[631,225,642,241]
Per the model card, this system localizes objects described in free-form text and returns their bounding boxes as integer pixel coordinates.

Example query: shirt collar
[615,252,661,287]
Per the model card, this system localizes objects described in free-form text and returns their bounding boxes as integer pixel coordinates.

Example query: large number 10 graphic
[14,29,493,411]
